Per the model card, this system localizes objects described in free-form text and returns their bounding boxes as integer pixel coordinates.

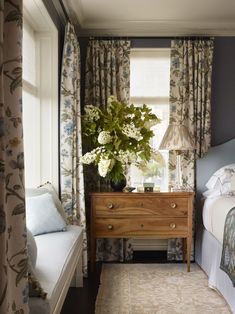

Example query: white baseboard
[132,239,168,251]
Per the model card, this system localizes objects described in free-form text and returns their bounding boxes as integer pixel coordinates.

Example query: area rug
[95,263,231,314]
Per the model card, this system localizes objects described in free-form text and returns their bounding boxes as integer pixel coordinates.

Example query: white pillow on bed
[26,193,67,236]
[205,163,235,196]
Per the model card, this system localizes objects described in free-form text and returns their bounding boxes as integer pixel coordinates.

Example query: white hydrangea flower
[116,150,126,163]
[94,146,104,154]
[122,123,142,141]
[80,150,97,164]
[98,158,112,177]
[107,95,117,106]
[127,151,137,163]
[98,131,112,144]
[116,150,137,164]
[84,105,100,121]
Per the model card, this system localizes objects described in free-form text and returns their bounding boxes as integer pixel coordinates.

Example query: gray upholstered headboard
[196,138,235,196]
[196,137,235,225]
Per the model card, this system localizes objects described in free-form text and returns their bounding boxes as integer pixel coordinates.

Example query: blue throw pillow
[26,182,68,223]
[26,193,67,236]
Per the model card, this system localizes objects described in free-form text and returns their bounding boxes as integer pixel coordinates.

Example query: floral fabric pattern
[220,206,235,286]
[168,39,214,260]
[84,39,132,262]
[0,1,28,313]
[60,23,87,276]
[85,40,130,108]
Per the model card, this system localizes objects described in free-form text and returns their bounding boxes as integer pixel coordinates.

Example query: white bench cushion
[29,225,83,314]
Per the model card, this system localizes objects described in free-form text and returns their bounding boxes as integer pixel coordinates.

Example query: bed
[195,137,235,313]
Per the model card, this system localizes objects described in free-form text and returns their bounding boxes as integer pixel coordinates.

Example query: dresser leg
[187,236,191,272]
[90,238,96,272]
[182,238,186,263]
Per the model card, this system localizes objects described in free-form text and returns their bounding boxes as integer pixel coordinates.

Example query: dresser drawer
[95,217,188,237]
[93,196,188,217]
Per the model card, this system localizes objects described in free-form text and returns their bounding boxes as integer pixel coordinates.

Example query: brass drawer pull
[107,224,113,230]
[169,223,176,229]
[170,202,177,208]
[107,203,114,209]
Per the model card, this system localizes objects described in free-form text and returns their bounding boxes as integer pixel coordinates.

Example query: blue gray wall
[211,38,235,146]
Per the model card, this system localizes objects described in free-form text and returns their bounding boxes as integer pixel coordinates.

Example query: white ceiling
[62,0,235,36]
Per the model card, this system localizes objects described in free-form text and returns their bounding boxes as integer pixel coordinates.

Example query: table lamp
[159,124,194,191]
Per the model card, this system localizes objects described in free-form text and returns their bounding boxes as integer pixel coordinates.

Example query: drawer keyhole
[140,224,144,228]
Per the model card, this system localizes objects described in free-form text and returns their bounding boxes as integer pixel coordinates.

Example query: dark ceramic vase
[110,177,126,192]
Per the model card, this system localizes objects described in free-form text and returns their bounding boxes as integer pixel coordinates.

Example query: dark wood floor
[61,262,102,314]
[61,251,167,314]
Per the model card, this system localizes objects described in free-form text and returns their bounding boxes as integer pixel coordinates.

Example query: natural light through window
[130,48,170,192]
[23,18,40,187]
[22,0,58,190]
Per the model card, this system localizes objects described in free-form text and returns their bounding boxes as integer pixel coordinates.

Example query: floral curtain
[60,22,87,276]
[167,38,214,260]
[0,0,29,313]
[84,39,132,262]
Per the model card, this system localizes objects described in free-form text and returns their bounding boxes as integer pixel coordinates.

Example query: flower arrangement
[81,96,162,183]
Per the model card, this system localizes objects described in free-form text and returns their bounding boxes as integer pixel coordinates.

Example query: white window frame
[23,0,59,191]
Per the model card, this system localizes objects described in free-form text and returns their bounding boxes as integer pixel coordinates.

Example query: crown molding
[77,19,235,37]
[62,0,85,26]
[62,0,235,37]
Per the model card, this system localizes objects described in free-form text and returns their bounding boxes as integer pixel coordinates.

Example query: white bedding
[202,195,235,244]
[29,225,83,314]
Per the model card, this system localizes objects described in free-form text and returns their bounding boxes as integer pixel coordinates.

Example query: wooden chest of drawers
[90,192,193,271]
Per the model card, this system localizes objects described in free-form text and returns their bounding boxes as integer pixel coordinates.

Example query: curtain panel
[85,39,130,108]
[168,38,214,260]
[60,22,87,276]
[0,0,28,312]
[84,39,133,262]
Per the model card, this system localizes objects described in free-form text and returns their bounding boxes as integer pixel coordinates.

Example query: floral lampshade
[159,124,194,151]
[159,124,194,190]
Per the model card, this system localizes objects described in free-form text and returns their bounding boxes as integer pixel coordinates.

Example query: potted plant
[81,96,161,191]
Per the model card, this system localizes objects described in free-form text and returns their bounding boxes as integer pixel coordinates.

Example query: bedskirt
[195,226,235,313]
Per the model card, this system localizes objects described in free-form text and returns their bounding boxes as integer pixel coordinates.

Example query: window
[23,0,58,190]
[130,48,170,192]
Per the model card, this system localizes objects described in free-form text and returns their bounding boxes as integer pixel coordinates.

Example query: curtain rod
[89,36,130,40]
[88,36,214,41]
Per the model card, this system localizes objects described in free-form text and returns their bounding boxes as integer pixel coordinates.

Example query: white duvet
[202,195,235,244]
